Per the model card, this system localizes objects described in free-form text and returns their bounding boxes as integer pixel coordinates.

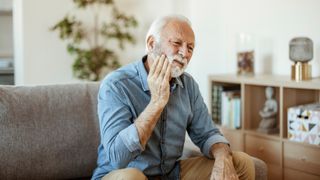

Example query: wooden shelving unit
[209,74,320,180]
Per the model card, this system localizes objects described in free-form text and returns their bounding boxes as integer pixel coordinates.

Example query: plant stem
[94,13,98,46]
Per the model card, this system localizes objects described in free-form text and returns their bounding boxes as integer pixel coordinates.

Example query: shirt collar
[171,76,184,89]
[137,55,185,92]
[137,55,149,91]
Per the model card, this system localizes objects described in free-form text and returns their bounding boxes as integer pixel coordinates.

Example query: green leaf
[51,0,137,81]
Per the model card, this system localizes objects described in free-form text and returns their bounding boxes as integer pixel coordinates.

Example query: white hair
[145,14,192,52]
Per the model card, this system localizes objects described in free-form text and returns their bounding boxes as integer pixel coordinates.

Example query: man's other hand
[210,143,239,180]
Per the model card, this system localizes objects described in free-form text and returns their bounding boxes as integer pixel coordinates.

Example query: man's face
[151,21,195,78]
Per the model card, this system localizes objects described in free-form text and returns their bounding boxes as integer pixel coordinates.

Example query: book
[211,83,241,129]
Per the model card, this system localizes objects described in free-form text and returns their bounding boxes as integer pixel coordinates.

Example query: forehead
[161,20,195,44]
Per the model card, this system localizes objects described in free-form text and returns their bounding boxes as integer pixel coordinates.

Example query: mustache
[170,54,187,66]
[173,59,185,66]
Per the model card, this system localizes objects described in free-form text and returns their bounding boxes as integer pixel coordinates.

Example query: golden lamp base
[291,62,312,81]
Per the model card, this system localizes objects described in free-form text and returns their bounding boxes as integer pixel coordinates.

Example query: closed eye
[172,41,182,46]
[188,46,194,52]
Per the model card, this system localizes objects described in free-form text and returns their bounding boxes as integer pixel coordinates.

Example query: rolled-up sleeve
[187,80,229,159]
[98,81,143,168]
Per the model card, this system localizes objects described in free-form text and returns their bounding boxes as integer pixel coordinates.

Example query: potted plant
[51,0,138,81]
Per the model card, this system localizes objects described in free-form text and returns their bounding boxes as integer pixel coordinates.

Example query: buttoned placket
[159,106,167,175]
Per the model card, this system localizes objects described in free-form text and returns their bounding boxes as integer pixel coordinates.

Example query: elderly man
[92,15,255,180]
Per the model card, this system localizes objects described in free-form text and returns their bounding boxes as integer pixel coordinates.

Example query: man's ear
[146,35,156,52]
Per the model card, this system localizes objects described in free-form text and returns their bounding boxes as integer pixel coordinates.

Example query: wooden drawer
[284,141,320,176]
[268,164,282,180]
[284,168,320,180]
[220,128,244,151]
[245,135,281,165]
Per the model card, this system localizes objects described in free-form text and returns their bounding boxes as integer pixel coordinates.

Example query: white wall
[13,0,190,85]
[0,15,13,57]
[187,0,320,105]
[14,0,75,85]
[0,0,13,57]
[13,0,320,106]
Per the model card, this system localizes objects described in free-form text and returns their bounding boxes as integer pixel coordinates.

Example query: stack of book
[211,83,241,129]
[211,84,223,124]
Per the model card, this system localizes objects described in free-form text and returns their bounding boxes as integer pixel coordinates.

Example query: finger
[153,54,165,76]
[160,58,169,78]
[164,60,172,81]
[149,55,160,75]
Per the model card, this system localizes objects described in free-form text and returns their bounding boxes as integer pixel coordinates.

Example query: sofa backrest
[0,83,100,179]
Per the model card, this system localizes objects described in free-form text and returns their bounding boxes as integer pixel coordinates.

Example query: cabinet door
[245,135,282,180]
[245,135,281,164]
[268,164,283,180]
[284,141,320,176]
[220,128,244,151]
[284,168,320,180]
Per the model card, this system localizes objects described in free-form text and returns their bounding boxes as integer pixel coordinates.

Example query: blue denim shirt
[92,56,228,180]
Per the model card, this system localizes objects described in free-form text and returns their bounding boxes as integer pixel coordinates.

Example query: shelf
[0,67,14,74]
[0,9,12,16]
[209,74,320,89]
[244,129,280,141]
[209,74,320,179]
[283,138,320,149]
[219,126,242,132]
[244,84,280,136]
[282,87,319,139]
[210,82,241,127]
[0,53,13,58]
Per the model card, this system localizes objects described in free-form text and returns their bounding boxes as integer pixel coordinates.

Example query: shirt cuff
[119,124,144,152]
[203,135,229,159]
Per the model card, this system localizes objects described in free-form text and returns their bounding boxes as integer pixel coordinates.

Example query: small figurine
[257,87,279,134]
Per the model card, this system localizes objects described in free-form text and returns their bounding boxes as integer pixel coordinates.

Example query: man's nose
[179,45,189,57]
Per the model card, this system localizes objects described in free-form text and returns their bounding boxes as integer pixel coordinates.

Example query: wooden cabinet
[284,141,320,176]
[245,135,281,165]
[220,128,244,151]
[245,134,282,180]
[284,168,320,180]
[209,74,320,180]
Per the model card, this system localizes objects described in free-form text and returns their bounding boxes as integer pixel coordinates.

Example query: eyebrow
[188,42,195,47]
[171,38,194,47]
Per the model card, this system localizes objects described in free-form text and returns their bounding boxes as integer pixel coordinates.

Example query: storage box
[287,103,320,145]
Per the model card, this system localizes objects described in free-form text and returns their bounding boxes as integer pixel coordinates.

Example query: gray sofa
[0,83,267,179]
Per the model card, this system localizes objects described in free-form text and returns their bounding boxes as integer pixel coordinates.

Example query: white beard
[150,44,188,78]
[171,65,184,78]
[166,54,188,78]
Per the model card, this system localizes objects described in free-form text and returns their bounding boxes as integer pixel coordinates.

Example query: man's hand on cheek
[147,54,172,108]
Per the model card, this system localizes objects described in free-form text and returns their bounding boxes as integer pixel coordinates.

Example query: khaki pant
[102,152,255,180]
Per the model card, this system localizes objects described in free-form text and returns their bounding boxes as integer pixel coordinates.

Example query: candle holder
[289,37,313,81]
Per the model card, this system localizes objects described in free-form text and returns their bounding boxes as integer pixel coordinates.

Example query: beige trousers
[102,151,255,180]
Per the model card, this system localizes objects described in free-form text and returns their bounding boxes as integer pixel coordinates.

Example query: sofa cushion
[0,83,100,179]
